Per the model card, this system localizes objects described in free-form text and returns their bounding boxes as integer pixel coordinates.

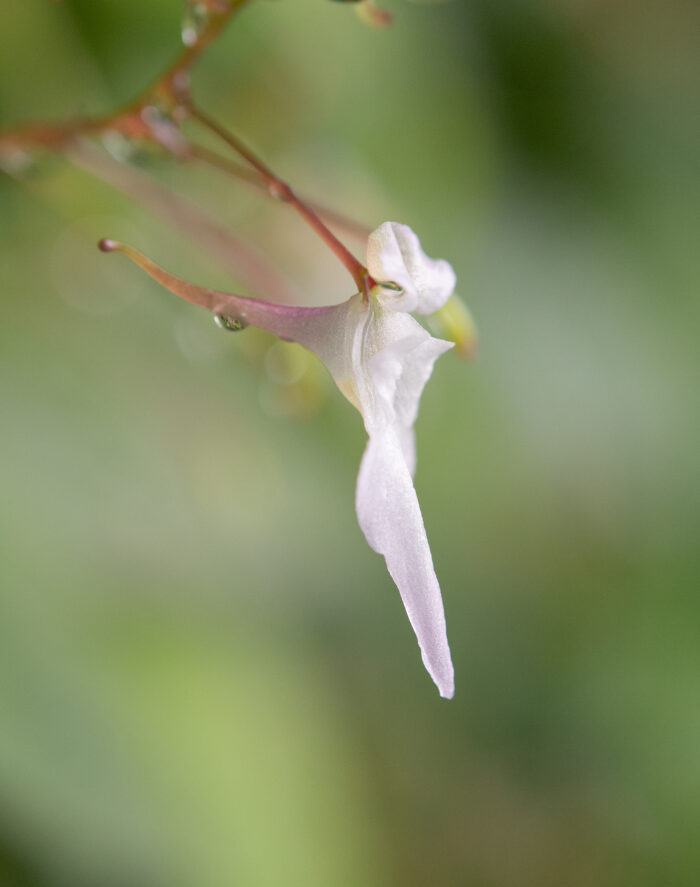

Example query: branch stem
[67,138,299,303]
[188,143,372,242]
[189,106,373,292]
[0,0,250,151]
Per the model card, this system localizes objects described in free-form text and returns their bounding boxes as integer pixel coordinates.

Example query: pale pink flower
[101,221,457,697]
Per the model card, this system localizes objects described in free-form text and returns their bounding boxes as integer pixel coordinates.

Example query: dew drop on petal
[214,313,247,332]
[376,280,403,292]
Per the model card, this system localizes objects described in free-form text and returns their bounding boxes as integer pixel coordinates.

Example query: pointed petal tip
[438,679,455,700]
[431,660,455,700]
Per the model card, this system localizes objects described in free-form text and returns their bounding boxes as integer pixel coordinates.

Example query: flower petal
[358,309,453,474]
[366,222,456,314]
[356,427,454,698]
[103,241,457,698]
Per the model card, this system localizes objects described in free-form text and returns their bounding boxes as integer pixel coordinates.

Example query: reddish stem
[68,138,300,304]
[189,106,374,293]
[0,0,250,151]
[188,143,372,243]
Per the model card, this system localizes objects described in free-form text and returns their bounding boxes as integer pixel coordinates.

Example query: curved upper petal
[366,222,456,315]
[355,427,454,698]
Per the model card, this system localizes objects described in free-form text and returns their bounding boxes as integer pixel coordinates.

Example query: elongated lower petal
[364,322,453,475]
[355,427,454,698]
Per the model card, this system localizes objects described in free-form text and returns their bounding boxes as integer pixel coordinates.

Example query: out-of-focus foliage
[1,0,699,885]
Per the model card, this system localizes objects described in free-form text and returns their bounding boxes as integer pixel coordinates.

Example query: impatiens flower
[100,221,457,698]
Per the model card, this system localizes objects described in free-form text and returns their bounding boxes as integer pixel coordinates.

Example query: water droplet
[181,1,211,47]
[376,280,403,293]
[214,313,246,332]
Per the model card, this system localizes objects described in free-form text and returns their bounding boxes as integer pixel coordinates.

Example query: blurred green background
[1,0,699,884]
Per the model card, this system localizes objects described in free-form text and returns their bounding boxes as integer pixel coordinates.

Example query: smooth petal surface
[364,322,453,473]
[356,427,454,698]
[352,308,453,474]
[366,222,456,315]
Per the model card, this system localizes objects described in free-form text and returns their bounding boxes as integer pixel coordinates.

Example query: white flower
[100,221,457,697]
